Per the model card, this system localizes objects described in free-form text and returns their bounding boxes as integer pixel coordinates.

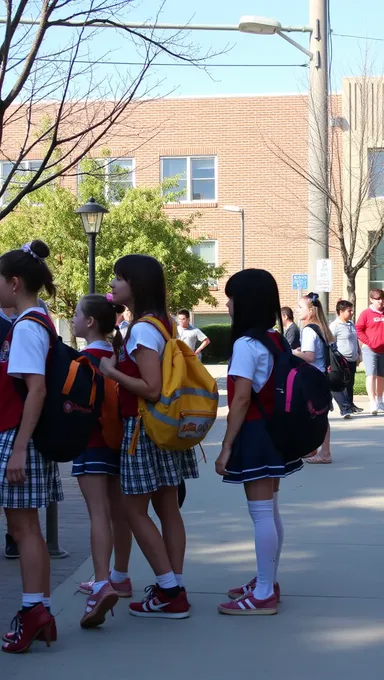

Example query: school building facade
[2,76,384,323]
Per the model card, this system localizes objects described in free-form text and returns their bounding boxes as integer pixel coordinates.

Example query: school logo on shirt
[0,341,10,363]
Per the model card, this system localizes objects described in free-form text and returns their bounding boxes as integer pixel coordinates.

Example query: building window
[368,150,384,198]
[161,156,216,202]
[78,158,135,202]
[0,160,43,203]
[370,237,384,290]
[192,239,218,288]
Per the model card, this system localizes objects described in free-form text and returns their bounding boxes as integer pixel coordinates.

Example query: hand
[99,354,117,378]
[215,444,232,476]
[7,448,27,484]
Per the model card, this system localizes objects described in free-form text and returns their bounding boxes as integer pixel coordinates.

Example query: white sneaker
[371,401,379,415]
[377,402,384,413]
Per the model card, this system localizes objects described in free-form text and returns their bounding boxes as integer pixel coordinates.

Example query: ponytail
[303,292,334,343]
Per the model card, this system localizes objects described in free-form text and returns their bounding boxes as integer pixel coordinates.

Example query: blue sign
[292,274,308,291]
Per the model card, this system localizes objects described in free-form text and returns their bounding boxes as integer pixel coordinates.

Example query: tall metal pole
[88,233,96,294]
[308,0,329,314]
[240,209,245,270]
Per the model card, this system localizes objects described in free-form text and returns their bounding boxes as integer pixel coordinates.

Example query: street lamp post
[76,197,109,294]
[223,205,245,270]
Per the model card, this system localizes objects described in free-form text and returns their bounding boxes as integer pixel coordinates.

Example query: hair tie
[21,242,44,263]
[310,292,319,306]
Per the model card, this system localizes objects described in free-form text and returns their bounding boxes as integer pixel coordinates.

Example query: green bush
[200,324,231,364]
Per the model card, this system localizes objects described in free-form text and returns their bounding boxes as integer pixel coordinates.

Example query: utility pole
[308,0,329,314]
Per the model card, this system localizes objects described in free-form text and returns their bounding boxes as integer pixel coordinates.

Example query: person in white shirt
[293,292,333,464]
[177,309,210,360]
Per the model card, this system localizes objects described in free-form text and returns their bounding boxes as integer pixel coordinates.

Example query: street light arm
[277,31,313,58]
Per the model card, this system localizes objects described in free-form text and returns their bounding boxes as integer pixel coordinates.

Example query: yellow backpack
[129,316,219,454]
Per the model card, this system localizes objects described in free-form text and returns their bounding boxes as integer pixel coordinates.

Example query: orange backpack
[99,376,123,451]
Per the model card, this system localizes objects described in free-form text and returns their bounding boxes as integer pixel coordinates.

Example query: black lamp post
[76,197,109,293]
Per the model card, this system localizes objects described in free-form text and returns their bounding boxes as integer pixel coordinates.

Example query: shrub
[200,324,231,364]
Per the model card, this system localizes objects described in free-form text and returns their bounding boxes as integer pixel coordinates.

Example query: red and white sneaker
[3,613,57,644]
[78,574,132,598]
[228,578,281,603]
[129,585,190,619]
[80,583,119,628]
[218,593,278,616]
[2,604,52,653]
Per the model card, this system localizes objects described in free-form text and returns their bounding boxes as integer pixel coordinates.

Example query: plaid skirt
[120,417,199,495]
[0,429,64,509]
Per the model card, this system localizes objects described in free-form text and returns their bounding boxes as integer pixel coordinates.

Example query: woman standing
[293,293,333,464]
[355,289,384,415]
[215,269,303,616]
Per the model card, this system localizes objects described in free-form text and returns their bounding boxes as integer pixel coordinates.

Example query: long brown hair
[302,293,334,343]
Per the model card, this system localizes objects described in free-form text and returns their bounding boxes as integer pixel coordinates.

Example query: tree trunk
[346,274,357,320]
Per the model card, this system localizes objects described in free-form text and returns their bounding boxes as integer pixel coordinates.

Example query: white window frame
[0,160,43,205]
[106,158,135,203]
[192,239,219,289]
[161,156,217,203]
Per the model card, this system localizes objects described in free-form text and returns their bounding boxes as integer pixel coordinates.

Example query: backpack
[86,353,123,452]
[0,314,12,346]
[307,324,350,391]
[129,316,219,453]
[14,312,105,463]
[250,331,331,462]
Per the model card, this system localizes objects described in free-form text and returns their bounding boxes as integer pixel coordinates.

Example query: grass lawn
[354,368,367,395]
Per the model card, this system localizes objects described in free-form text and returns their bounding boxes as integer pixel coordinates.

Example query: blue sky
[79,0,384,98]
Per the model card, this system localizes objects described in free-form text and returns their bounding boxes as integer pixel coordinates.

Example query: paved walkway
[2,371,384,678]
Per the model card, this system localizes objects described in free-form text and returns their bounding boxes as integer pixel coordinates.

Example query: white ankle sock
[156,571,178,589]
[42,596,51,609]
[247,499,278,601]
[273,492,284,583]
[92,580,109,594]
[22,593,43,608]
[175,574,184,588]
[110,569,128,583]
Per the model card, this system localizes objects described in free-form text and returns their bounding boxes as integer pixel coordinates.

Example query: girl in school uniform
[99,254,199,619]
[215,269,303,616]
[71,294,133,628]
[0,241,63,654]
[294,292,333,464]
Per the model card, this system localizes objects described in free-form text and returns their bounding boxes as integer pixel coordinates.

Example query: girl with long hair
[216,269,303,616]
[99,254,198,619]
[294,292,333,463]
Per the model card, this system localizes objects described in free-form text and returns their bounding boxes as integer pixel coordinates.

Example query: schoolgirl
[71,294,133,628]
[99,254,199,619]
[0,241,62,653]
[215,269,303,616]
[294,292,333,464]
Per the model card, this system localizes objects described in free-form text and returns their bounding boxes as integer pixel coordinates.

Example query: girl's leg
[152,486,186,585]
[272,479,284,584]
[5,508,47,598]
[108,476,132,575]
[245,478,277,600]
[320,423,331,457]
[78,475,113,584]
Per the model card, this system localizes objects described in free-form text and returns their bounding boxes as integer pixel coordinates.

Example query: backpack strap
[13,311,57,342]
[306,324,326,345]
[138,315,176,341]
[245,330,289,356]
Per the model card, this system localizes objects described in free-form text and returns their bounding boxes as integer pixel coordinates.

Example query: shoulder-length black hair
[225,269,283,352]
[114,254,168,322]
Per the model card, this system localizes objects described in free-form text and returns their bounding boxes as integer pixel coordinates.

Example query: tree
[268,73,384,312]
[0,165,225,343]
[0,0,219,220]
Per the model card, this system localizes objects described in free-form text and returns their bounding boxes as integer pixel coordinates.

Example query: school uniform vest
[0,314,57,433]
[227,332,282,421]
[82,346,113,448]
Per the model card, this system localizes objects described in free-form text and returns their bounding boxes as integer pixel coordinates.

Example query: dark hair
[114,254,167,321]
[369,288,384,301]
[80,294,117,335]
[281,306,294,322]
[177,309,190,319]
[336,299,353,315]
[225,269,283,352]
[0,240,55,297]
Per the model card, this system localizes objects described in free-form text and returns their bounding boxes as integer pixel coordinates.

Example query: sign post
[292,274,308,302]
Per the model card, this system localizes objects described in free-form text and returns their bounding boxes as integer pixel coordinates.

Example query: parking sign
[292,274,308,291]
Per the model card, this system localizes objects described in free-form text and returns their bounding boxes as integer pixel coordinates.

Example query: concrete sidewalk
[2,391,384,678]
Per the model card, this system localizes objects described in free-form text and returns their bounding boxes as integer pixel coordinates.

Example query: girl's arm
[7,374,47,484]
[293,349,315,363]
[216,377,252,476]
[100,346,162,402]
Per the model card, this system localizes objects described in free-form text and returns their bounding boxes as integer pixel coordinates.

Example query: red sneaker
[218,593,278,616]
[80,583,119,628]
[129,585,190,619]
[228,578,281,603]
[78,574,132,598]
[2,604,52,653]
[3,613,57,644]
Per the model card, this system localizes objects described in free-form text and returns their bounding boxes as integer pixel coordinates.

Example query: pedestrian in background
[177,309,210,360]
[330,300,362,418]
[281,306,300,350]
[355,289,384,415]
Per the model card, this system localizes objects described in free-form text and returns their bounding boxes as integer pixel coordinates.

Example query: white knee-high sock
[248,499,278,600]
[273,492,284,583]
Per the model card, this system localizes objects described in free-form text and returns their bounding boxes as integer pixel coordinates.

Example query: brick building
[2,78,383,323]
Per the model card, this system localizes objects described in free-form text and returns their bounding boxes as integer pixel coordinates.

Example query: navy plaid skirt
[0,429,64,508]
[120,418,199,495]
[223,419,303,485]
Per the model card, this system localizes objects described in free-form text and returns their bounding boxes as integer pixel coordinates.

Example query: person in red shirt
[355,289,384,414]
